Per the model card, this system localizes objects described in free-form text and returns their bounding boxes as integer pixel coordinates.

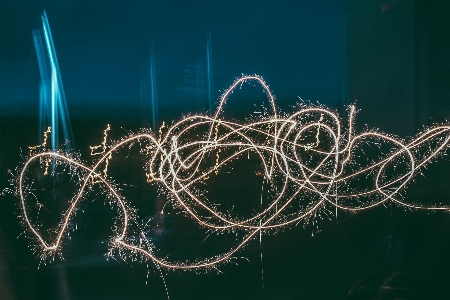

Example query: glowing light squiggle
[14,75,450,270]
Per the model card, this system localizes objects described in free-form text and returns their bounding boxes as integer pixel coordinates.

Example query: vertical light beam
[150,45,158,132]
[40,11,75,151]
[207,33,213,115]
[33,30,51,145]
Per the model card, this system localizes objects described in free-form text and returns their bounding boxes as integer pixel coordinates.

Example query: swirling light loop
[15,75,450,270]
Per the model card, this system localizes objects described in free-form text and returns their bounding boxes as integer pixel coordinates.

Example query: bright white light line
[16,75,450,271]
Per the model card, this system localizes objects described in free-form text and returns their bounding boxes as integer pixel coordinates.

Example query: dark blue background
[0,0,347,120]
[1,1,450,299]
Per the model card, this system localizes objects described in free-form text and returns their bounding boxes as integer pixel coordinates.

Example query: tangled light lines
[13,75,450,271]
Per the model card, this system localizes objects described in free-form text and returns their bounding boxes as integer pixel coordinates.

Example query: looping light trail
[14,75,450,270]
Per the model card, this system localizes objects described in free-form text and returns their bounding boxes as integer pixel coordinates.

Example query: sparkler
[11,75,450,272]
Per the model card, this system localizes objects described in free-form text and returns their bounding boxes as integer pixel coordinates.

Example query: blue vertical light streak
[206,33,213,115]
[35,11,74,151]
[33,30,51,144]
[42,12,58,150]
[150,46,158,132]
[51,71,58,150]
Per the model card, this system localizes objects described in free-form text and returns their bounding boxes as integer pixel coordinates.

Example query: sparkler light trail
[11,75,450,272]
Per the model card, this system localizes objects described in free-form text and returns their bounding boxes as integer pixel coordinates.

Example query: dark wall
[347,0,450,136]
